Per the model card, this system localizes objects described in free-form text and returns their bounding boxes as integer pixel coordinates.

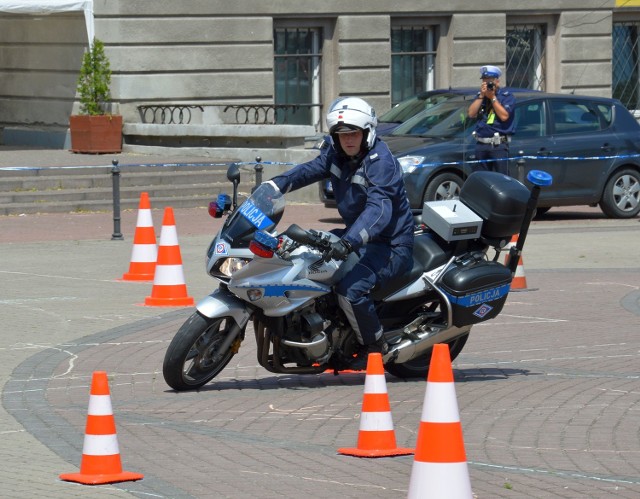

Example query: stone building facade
[1,0,640,159]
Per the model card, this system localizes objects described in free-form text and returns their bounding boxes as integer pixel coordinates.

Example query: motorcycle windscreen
[221,183,284,247]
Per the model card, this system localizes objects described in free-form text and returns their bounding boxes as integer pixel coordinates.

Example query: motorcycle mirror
[226,163,241,210]
[227,164,241,183]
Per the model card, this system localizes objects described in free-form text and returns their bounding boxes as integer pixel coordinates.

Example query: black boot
[349,337,389,371]
[370,336,389,355]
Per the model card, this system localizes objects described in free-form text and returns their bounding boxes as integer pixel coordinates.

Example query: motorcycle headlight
[398,156,426,174]
[212,257,251,278]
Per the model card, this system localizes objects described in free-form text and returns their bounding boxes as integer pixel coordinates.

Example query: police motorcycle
[162,164,552,391]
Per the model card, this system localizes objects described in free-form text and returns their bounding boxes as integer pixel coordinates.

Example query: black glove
[325,239,352,261]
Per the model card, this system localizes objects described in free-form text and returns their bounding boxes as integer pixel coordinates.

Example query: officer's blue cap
[480,65,502,79]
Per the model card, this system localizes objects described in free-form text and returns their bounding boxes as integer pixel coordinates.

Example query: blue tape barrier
[408,152,640,170]
[2,151,639,173]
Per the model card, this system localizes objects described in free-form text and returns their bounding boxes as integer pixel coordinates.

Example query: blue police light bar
[254,230,279,250]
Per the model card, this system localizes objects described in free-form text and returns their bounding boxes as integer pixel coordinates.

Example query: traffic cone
[338,352,414,457]
[504,234,529,291]
[122,192,157,281]
[60,371,144,485]
[144,207,194,306]
[407,344,472,499]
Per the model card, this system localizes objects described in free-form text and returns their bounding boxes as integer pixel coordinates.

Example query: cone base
[121,273,155,282]
[59,470,144,485]
[144,296,195,307]
[337,446,414,458]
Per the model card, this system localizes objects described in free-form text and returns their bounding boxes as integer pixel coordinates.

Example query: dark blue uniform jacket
[474,88,516,138]
[271,138,414,252]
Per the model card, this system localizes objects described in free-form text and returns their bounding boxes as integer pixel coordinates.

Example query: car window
[379,94,460,123]
[514,102,546,138]
[391,101,474,137]
[550,100,604,135]
[596,103,613,127]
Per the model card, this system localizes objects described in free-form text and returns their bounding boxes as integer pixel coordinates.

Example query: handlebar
[283,224,332,251]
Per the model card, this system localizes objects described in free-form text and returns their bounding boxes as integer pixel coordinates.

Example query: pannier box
[422,200,483,242]
[440,259,512,327]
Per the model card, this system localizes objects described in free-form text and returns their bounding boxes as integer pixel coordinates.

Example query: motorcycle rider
[269,97,415,370]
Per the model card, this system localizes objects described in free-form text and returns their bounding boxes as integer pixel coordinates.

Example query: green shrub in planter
[77,38,112,116]
[70,38,122,153]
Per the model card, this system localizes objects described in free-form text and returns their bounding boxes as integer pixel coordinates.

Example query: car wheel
[599,168,640,218]
[533,207,551,219]
[423,172,463,203]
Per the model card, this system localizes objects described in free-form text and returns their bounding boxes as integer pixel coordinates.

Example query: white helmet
[326,97,378,151]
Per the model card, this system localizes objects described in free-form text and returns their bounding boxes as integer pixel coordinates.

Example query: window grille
[613,22,640,112]
[273,27,322,128]
[391,26,436,106]
[506,24,546,90]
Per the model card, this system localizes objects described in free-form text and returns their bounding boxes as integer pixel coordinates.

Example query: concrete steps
[0,164,257,215]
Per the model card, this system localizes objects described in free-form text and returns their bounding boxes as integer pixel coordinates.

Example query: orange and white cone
[504,234,528,291]
[144,207,194,306]
[338,352,414,457]
[121,192,157,281]
[60,371,144,485]
[407,344,472,498]
[511,254,528,290]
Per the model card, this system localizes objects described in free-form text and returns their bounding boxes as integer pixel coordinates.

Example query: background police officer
[467,65,515,175]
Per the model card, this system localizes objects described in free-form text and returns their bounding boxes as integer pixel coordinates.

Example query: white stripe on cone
[159,226,179,245]
[408,462,473,498]
[87,395,113,416]
[82,433,120,456]
[422,382,461,422]
[363,373,387,393]
[130,244,157,262]
[137,209,153,227]
[153,265,186,285]
[359,412,395,431]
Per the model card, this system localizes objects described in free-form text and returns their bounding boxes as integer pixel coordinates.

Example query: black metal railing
[138,105,204,125]
[137,103,322,126]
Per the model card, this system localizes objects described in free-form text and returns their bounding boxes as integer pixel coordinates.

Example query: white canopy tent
[0,0,94,44]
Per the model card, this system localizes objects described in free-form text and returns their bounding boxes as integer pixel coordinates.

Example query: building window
[506,24,546,90]
[613,21,640,113]
[273,27,322,128]
[391,26,436,106]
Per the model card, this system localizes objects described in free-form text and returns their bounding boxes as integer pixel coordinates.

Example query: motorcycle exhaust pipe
[282,331,329,359]
[383,275,469,364]
[384,324,471,364]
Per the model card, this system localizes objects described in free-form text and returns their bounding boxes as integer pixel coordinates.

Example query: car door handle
[537,148,551,157]
[601,143,612,153]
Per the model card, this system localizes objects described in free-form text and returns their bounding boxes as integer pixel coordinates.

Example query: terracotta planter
[69,114,123,153]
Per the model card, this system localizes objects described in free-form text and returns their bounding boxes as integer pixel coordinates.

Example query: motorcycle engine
[279,298,341,365]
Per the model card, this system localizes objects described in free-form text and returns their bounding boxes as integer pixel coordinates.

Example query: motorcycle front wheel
[163,312,241,391]
[384,332,469,379]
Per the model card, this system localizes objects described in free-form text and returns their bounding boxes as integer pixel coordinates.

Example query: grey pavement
[1,148,640,498]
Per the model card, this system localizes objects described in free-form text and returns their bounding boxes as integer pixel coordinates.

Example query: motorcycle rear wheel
[163,312,239,391]
[384,333,469,379]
